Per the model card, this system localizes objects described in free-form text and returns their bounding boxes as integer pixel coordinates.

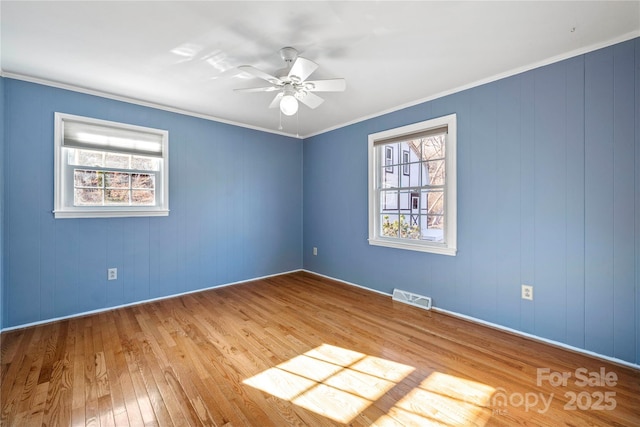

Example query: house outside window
[54,113,169,218]
[385,146,393,173]
[368,114,457,255]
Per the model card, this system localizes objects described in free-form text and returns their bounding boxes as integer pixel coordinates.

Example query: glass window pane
[382,165,399,188]
[132,190,155,205]
[399,214,420,239]
[425,159,445,186]
[423,134,446,161]
[381,214,421,239]
[71,149,104,167]
[425,190,444,215]
[75,188,103,205]
[105,172,130,188]
[132,156,159,171]
[400,161,412,187]
[399,190,412,210]
[383,145,394,170]
[423,214,445,242]
[105,152,131,169]
[422,227,444,242]
[74,169,102,187]
[132,173,155,189]
[105,189,129,205]
[427,214,444,230]
[381,214,399,238]
[381,190,398,211]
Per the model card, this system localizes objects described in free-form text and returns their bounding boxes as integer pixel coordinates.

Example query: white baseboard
[5,268,639,371]
[1,269,303,333]
[302,270,640,371]
[302,269,393,297]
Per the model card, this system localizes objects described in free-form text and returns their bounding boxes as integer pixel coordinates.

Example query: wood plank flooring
[1,271,639,426]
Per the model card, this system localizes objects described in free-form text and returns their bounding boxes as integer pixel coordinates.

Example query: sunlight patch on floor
[243,343,414,423]
[244,344,495,425]
[373,372,495,426]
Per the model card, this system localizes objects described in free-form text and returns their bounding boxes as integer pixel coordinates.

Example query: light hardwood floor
[1,271,639,426]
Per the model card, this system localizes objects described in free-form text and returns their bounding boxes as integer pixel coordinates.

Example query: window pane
[132,173,155,189]
[132,190,155,205]
[381,190,398,211]
[71,149,104,167]
[423,214,445,242]
[381,214,399,238]
[382,165,399,188]
[75,188,103,205]
[381,214,420,239]
[132,156,159,171]
[427,214,444,230]
[425,190,444,215]
[105,172,130,188]
[105,152,131,169]
[399,190,412,210]
[105,189,129,205]
[425,159,445,186]
[400,163,412,187]
[423,134,446,160]
[401,150,410,170]
[383,145,394,165]
[74,169,103,187]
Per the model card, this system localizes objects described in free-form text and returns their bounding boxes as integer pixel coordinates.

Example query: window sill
[53,209,169,219]
[368,238,457,256]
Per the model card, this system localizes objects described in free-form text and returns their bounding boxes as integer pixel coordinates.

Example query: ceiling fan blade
[268,92,284,109]
[304,78,347,92]
[234,86,280,93]
[296,91,324,109]
[288,57,318,83]
[238,65,282,85]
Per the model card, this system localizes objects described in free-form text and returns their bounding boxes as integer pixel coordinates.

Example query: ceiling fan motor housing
[279,47,298,64]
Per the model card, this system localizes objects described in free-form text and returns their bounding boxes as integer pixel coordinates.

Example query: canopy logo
[491,367,618,415]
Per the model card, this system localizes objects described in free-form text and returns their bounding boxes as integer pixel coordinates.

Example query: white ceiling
[2,1,639,138]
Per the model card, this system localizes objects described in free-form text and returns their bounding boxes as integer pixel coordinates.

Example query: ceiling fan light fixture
[280,94,298,116]
[280,84,298,116]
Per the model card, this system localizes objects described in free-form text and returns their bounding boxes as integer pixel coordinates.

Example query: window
[385,146,393,172]
[368,114,456,255]
[54,113,169,218]
[402,150,410,175]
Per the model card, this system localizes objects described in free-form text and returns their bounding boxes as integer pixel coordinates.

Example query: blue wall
[2,79,303,328]
[2,38,639,366]
[303,38,640,365]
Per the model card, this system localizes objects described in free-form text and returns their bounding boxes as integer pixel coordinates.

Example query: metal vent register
[392,289,432,311]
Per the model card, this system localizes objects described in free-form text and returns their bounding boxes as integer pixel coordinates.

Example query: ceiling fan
[235,47,346,116]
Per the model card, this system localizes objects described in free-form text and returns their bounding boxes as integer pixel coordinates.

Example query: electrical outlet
[522,284,533,301]
[108,268,117,281]
[313,247,318,256]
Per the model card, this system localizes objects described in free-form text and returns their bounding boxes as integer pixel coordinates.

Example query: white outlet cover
[521,285,533,300]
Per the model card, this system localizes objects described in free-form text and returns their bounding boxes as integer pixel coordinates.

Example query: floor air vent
[392,289,432,310]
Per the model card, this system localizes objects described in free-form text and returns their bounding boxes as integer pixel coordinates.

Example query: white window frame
[54,113,169,218]
[368,113,457,256]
